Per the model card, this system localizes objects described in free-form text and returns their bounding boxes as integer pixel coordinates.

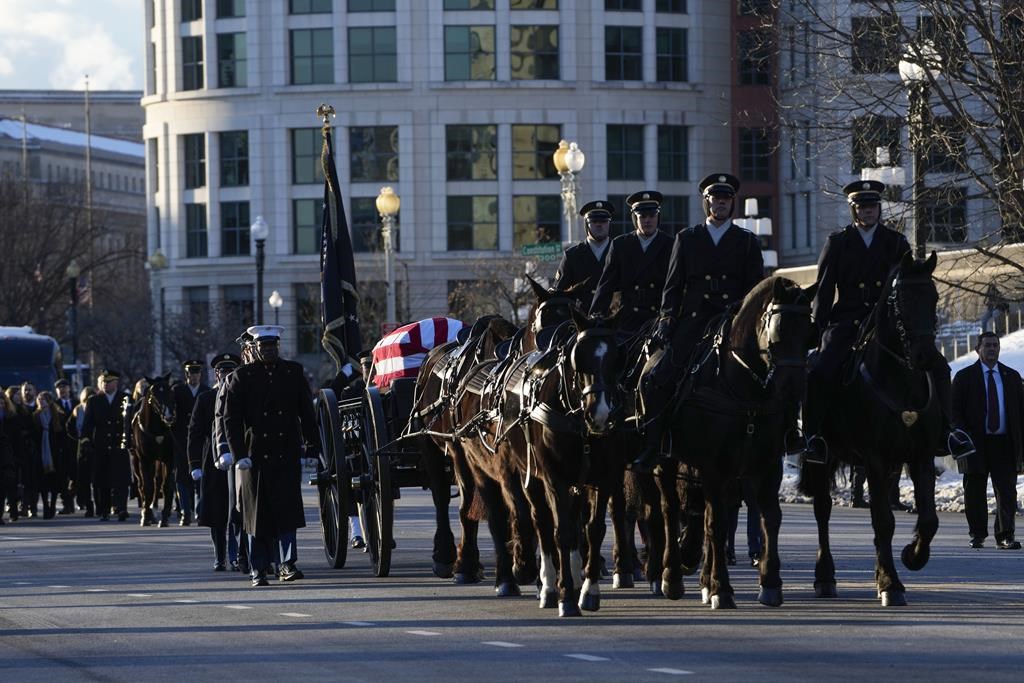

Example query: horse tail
[466,485,488,522]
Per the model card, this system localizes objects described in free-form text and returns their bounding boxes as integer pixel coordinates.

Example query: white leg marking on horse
[581,577,600,597]
[540,553,557,594]
[482,641,524,648]
[647,668,694,675]
[566,654,610,662]
[406,630,442,636]
[570,550,583,588]
[224,604,252,610]
[280,612,312,618]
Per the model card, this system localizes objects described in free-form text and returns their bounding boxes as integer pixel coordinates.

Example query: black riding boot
[801,379,828,465]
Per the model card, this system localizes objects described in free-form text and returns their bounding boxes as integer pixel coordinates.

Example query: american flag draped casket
[370,317,465,390]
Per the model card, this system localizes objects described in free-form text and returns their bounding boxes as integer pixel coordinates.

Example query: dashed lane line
[126,593,153,597]
[482,642,523,648]
[566,654,610,662]
[85,588,109,592]
[648,668,694,676]
[280,612,312,618]
[406,630,441,636]
[224,605,253,610]
[13,581,32,585]
[47,585,70,588]
[175,599,200,604]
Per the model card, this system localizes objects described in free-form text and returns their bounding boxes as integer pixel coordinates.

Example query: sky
[0,0,143,91]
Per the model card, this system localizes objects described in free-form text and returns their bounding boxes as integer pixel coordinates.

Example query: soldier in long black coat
[552,200,615,310]
[172,359,211,525]
[590,190,673,335]
[635,174,764,467]
[81,371,131,521]
[224,326,317,586]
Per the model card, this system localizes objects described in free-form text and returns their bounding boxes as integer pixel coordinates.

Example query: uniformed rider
[634,173,764,468]
[589,190,673,334]
[552,200,615,310]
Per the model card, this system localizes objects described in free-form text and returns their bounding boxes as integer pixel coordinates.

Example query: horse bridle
[730,299,812,389]
[146,388,176,428]
[533,296,577,334]
[882,273,936,370]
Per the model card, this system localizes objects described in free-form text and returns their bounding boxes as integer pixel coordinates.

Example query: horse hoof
[701,586,711,605]
[579,592,601,612]
[513,563,538,587]
[901,544,930,571]
[649,581,663,597]
[432,562,455,579]
[880,590,907,607]
[495,581,521,598]
[813,581,837,598]
[538,589,559,609]
[758,586,784,607]
[453,571,483,585]
[662,579,684,601]
[710,594,737,610]
[612,572,634,589]
[140,518,150,527]
[558,600,582,617]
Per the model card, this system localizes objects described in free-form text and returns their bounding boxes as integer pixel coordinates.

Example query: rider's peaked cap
[183,359,204,370]
[843,179,885,205]
[579,200,615,220]
[211,353,242,369]
[699,173,741,197]
[626,190,663,211]
[99,369,121,381]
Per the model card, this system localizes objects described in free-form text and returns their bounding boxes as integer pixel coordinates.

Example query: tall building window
[606,0,641,10]
[184,286,210,329]
[221,200,251,256]
[444,0,493,7]
[605,27,642,81]
[850,115,901,172]
[657,125,688,181]
[216,0,245,18]
[446,125,498,180]
[349,0,395,9]
[511,124,560,179]
[851,16,901,74]
[510,26,559,80]
[920,187,967,243]
[217,33,247,88]
[351,197,400,252]
[293,198,323,255]
[656,0,686,12]
[182,36,204,90]
[183,133,205,189]
[222,285,254,330]
[607,124,644,180]
[295,283,321,354]
[219,131,249,186]
[290,0,332,13]
[149,138,159,193]
[738,30,772,85]
[660,195,690,235]
[185,203,208,258]
[738,127,773,181]
[349,27,397,83]
[444,26,496,81]
[513,195,561,248]
[656,28,687,82]
[291,28,334,85]
[182,0,202,21]
[511,0,557,7]
[350,126,399,182]
[291,128,325,184]
[447,196,498,250]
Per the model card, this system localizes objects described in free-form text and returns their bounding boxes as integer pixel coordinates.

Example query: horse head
[476,315,518,363]
[144,373,176,428]
[877,251,939,371]
[566,307,624,436]
[525,275,579,351]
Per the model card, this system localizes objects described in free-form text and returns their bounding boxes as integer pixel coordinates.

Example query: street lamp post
[552,140,585,244]
[899,42,941,260]
[65,259,81,388]
[250,215,269,325]
[268,290,283,326]
[376,187,400,325]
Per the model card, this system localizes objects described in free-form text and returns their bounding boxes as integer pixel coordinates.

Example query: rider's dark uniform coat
[172,382,210,485]
[552,240,608,310]
[223,359,316,538]
[81,390,131,491]
[812,223,910,377]
[660,223,764,352]
[590,230,673,333]
[187,388,229,529]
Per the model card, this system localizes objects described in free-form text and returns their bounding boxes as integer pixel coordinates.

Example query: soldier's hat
[54,378,71,389]
[698,173,741,197]
[843,179,885,205]
[626,190,663,212]
[211,353,242,370]
[247,324,285,341]
[98,369,120,381]
[183,359,204,372]
[579,200,615,221]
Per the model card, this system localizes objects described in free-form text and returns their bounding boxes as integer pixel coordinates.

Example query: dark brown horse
[130,374,176,528]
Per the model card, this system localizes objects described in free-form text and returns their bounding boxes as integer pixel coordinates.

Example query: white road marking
[224,604,252,610]
[85,588,109,592]
[280,612,312,618]
[127,593,153,598]
[566,654,609,662]
[406,630,441,636]
[14,581,32,585]
[175,599,199,604]
[48,585,70,588]
[343,621,374,626]
[648,668,694,675]
[482,641,523,648]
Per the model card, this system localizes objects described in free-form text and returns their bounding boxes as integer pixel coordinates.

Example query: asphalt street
[1,485,1022,682]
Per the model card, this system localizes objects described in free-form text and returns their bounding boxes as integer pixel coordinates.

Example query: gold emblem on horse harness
[900,411,919,427]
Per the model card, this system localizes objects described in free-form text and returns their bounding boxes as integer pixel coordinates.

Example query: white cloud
[0,54,13,77]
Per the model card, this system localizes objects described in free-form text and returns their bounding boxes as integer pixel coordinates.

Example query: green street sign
[521,242,564,261]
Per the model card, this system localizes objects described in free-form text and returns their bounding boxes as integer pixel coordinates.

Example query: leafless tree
[448,256,555,327]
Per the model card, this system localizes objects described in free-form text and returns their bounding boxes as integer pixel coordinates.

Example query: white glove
[217,451,235,470]
[236,457,253,470]
[190,468,202,481]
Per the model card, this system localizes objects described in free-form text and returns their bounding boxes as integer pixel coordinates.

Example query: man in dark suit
[224,326,317,587]
[634,174,764,467]
[552,200,615,310]
[590,190,673,334]
[172,359,211,526]
[53,379,77,515]
[953,332,1024,549]
[81,370,131,521]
